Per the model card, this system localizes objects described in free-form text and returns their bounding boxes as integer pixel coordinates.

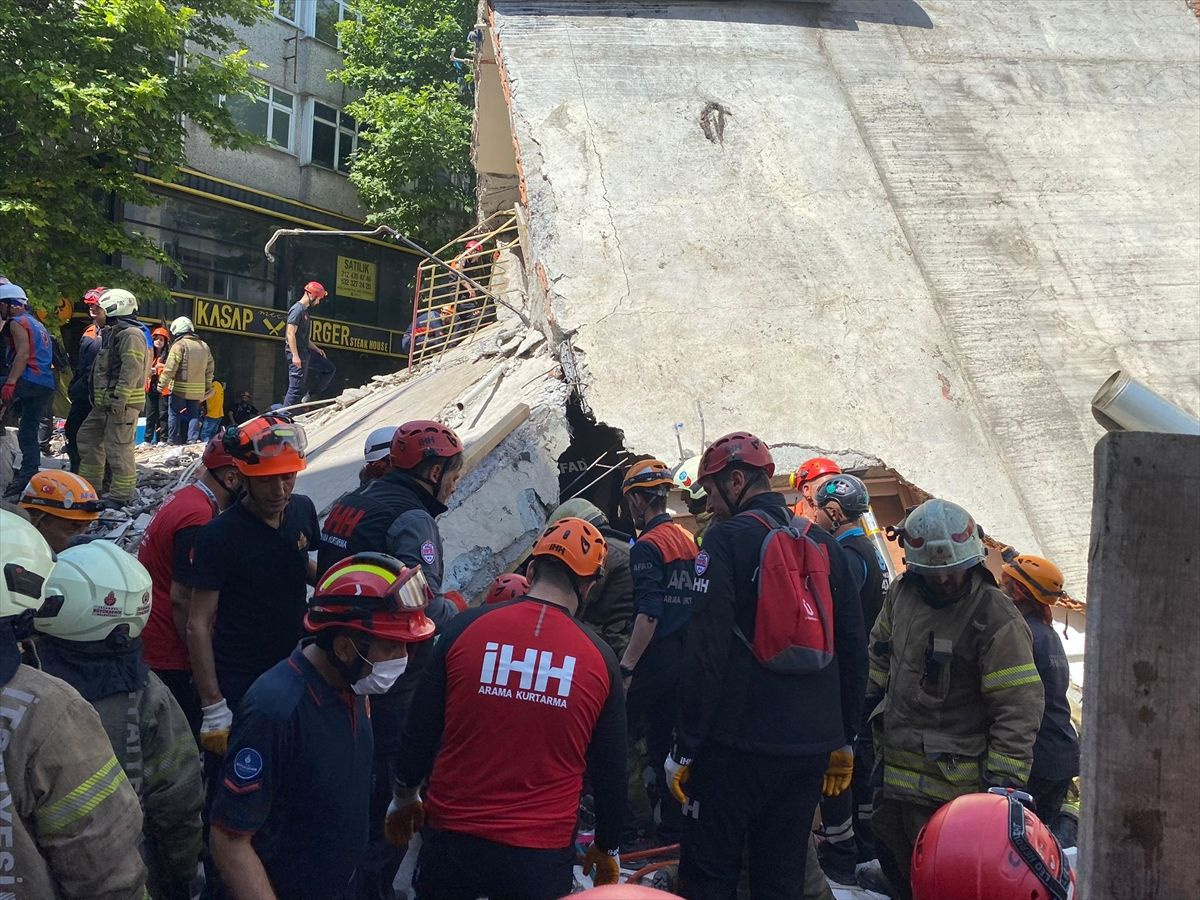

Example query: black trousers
[415,829,573,900]
[1027,775,1072,829]
[680,743,827,900]
[65,380,91,473]
[626,631,685,840]
[338,753,404,900]
[153,667,201,741]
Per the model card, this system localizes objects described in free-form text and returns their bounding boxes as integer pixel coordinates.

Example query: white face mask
[351,654,408,696]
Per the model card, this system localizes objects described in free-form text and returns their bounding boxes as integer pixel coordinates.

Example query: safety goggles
[236,417,308,461]
[316,554,432,614]
[989,788,1074,900]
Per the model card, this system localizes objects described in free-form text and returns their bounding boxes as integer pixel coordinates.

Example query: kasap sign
[193,298,401,358]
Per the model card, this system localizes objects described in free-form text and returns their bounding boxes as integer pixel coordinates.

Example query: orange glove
[582,844,620,886]
[822,745,854,797]
[384,787,424,847]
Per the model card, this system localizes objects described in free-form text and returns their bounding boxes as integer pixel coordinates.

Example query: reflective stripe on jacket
[93,320,150,409]
[159,334,213,400]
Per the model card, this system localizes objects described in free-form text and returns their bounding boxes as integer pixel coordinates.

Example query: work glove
[0,383,14,406]
[582,844,620,886]
[664,752,693,806]
[200,699,233,755]
[385,786,424,847]
[822,745,854,797]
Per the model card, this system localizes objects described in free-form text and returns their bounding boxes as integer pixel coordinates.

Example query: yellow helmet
[1002,554,1066,606]
[621,459,673,496]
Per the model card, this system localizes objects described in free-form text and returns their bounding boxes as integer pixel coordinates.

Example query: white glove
[200,699,233,755]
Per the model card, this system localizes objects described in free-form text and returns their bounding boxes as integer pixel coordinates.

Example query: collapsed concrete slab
[478,0,1200,595]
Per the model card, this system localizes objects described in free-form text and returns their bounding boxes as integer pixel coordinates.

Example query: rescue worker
[18,469,102,552]
[618,459,698,843]
[36,541,204,900]
[1000,554,1081,834]
[316,420,465,899]
[65,287,105,472]
[674,456,714,546]
[548,496,635,657]
[210,553,435,899]
[145,325,171,445]
[389,518,626,899]
[484,572,530,605]
[0,510,149,896]
[670,432,867,898]
[77,288,150,506]
[360,425,396,485]
[283,280,336,406]
[868,498,1044,899]
[0,283,56,499]
[187,414,319,753]
[790,456,841,518]
[160,316,214,444]
[228,390,259,425]
[139,432,243,735]
[811,474,889,884]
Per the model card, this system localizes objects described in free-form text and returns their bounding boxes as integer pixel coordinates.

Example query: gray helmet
[548,497,608,528]
[817,474,870,519]
[899,498,985,574]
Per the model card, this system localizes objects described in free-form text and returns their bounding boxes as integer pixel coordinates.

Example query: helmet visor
[249,423,307,461]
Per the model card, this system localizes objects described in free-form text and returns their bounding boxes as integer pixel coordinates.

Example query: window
[273,0,298,24]
[223,84,295,152]
[314,0,356,46]
[310,102,359,173]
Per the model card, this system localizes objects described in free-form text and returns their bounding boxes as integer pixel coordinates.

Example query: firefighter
[77,288,150,506]
[1000,554,1081,835]
[36,541,204,900]
[0,510,149,896]
[18,469,102,552]
[0,282,56,499]
[160,316,214,444]
[618,459,698,843]
[389,518,626,899]
[868,498,1045,900]
[790,456,841,518]
[145,325,171,445]
[64,286,105,472]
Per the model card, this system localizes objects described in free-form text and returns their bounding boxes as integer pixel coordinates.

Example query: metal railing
[406,210,520,368]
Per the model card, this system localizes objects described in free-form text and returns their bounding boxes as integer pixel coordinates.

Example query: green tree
[0,0,267,313]
[337,0,476,249]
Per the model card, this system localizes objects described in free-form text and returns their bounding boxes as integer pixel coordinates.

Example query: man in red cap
[282,280,336,407]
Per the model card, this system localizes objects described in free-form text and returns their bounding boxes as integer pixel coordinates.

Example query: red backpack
[734,511,835,674]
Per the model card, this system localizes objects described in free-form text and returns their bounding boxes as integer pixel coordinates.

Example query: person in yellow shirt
[200,380,225,442]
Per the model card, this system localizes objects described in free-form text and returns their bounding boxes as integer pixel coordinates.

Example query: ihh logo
[480,643,577,697]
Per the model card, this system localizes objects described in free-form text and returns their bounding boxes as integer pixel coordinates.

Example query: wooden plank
[461,402,530,475]
[1079,432,1200,899]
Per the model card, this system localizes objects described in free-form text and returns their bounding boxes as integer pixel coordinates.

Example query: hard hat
[0,510,56,619]
[223,413,307,476]
[621,459,673,496]
[531,517,607,578]
[169,316,194,336]
[151,326,170,341]
[484,573,530,605]
[202,430,238,471]
[306,553,436,643]
[0,283,28,306]
[389,420,462,470]
[816,474,870,519]
[548,497,608,527]
[899,498,984,575]
[911,790,1076,900]
[304,281,327,298]
[18,471,102,522]
[673,455,706,500]
[96,288,138,318]
[1003,554,1067,606]
[82,286,107,305]
[37,542,153,643]
[464,239,484,254]
[363,426,397,463]
[789,456,841,490]
[698,432,776,481]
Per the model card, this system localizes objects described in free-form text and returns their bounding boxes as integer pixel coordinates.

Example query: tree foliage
[0,0,267,312]
[338,0,476,250]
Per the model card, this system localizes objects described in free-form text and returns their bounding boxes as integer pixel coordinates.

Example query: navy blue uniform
[1025,612,1080,827]
[211,645,373,899]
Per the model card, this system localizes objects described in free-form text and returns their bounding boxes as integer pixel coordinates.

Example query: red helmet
[464,239,484,254]
[698,431,775,480]
[911,790,1076,900]
[306,553,436,643]
[202,430,238,471]
[789,456,841,490]
[82,286,106,305]
[389,420,462,470]
[484,573,530,605]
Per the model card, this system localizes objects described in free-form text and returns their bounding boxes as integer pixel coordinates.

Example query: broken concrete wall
[485,0,1200,594]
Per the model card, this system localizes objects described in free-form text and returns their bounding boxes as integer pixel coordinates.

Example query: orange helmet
[789,456,841,490]
[19,471,102,521]
[1002,554,1067,607]
[531,517,607,578]
[621,459,673,495]
[223,413,307,476]
[306,554,436,643]
[151,326,170,341]
[484,573,530,605]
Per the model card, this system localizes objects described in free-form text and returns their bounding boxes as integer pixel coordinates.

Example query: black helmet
[816,474,870,519]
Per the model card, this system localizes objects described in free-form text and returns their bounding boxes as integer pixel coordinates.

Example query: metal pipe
[1091,371,1200,435]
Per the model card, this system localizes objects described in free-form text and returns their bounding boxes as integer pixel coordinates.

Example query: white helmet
[673,455,707,500]
[169,316,194,336]
[97,288,138,318]
[0,510,56,619]
[899,498,985,574]
[38,541,153,643]
[363,426,397,463]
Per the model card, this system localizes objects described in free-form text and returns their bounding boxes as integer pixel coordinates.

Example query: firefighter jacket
[867,568,1044,807]
[0,664,149,898]
[159,333,213,401]
[92,318,150,410]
